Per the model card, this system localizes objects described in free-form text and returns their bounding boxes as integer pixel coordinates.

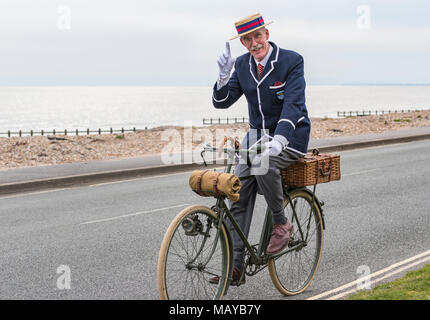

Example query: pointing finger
[225,41,231,57]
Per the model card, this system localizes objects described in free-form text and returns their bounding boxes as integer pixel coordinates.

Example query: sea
[0,85,429,133]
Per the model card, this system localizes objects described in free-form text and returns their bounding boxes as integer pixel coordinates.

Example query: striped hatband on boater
[230,13,273,40]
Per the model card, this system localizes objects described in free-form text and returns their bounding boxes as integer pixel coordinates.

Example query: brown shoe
[266,220,294,255]
[209,267,246,285]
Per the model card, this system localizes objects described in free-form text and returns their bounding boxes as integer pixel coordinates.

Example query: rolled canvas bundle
[189,170,242,202]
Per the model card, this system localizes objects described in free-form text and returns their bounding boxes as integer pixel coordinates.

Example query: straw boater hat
[230,13,273,40]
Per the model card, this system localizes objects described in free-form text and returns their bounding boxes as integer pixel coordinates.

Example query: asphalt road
[1,140,430,299]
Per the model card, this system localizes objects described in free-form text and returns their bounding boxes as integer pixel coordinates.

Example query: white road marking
[80,203,190,225]
[342,168,380,177]
[327,255,430,300]
[87,173,186,187]
[87,167,224,188]
[307,249,430,300]
[0,188,70,200]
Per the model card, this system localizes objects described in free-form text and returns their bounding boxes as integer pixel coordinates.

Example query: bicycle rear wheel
[268,189,323,296]
[157,205,231,300]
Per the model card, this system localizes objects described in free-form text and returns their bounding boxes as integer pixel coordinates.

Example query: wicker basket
[281,149,341,187]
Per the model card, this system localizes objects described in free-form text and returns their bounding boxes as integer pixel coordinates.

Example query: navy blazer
[212,41,310,155]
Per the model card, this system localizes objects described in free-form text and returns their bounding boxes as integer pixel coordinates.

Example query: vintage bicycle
[157,141,328,300]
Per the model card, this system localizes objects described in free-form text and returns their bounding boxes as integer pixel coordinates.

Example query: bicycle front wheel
[268,189,324,296]
[157,205,231,300]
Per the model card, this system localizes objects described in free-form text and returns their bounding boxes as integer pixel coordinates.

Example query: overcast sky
[0,0,429,85]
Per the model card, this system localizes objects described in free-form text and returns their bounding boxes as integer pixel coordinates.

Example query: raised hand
[217,42,236,80]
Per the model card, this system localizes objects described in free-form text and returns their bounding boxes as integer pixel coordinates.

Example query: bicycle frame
[212,184,318,270]
[198,144,324,280]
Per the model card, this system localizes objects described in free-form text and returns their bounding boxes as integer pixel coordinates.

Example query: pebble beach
[1,110,430,170]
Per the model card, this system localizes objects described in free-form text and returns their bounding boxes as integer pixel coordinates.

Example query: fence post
[110,128,113,134]
[98,128,101,135]
[41,129,44,136]
[76,129,78,136]
[121,128,124,134]
[8,130,10,137]
[19,130,22,137]
[65,129,67,136]
[53,129,56,135]
[133,127,136,132]
[87,128,90,135]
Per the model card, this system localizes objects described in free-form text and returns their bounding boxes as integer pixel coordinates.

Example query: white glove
[217,42,236,88]
[265,139,283,156]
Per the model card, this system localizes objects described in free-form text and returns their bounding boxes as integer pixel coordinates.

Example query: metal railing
[0,127,144,137]
[337,109,423,117]
[202,117,248,125]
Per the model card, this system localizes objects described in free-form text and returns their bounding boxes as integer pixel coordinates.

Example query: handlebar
[200,142,267,170]
[202,143,266,155]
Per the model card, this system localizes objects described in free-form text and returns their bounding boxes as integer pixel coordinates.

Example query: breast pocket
[269,81,286,104]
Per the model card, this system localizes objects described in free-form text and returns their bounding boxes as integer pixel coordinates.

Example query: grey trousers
[226,148,303,269]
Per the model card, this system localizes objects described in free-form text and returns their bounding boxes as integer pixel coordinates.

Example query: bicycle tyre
[157,205,231,300]
[268,189,324,296]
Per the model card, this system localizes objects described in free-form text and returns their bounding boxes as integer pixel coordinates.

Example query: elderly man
[210,13,311,285]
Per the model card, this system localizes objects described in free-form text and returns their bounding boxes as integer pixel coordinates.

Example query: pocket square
[273,81,283,86]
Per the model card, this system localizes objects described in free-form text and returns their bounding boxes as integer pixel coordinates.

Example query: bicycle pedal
[230,278,246,286]
[288,238,300,247]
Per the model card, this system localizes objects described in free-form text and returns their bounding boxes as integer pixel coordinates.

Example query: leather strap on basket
[316,158,332,184]
[320,160,332,178]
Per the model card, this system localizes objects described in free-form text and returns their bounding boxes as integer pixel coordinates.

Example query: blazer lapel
[248,54,259,84]
[258,42,279,85]
[247,42,280,86]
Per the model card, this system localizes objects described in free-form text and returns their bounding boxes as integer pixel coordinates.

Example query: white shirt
[254,44,273,70]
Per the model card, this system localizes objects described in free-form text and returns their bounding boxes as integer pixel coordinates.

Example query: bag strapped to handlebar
[189,170,242,202]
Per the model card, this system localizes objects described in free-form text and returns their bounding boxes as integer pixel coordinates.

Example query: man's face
[240,28,270,62]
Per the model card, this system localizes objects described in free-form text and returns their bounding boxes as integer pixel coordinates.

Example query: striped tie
[258,63,263,79]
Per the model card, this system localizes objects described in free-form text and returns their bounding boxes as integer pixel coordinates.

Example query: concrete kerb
[312,132,430,153]
[1,132,430,196]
